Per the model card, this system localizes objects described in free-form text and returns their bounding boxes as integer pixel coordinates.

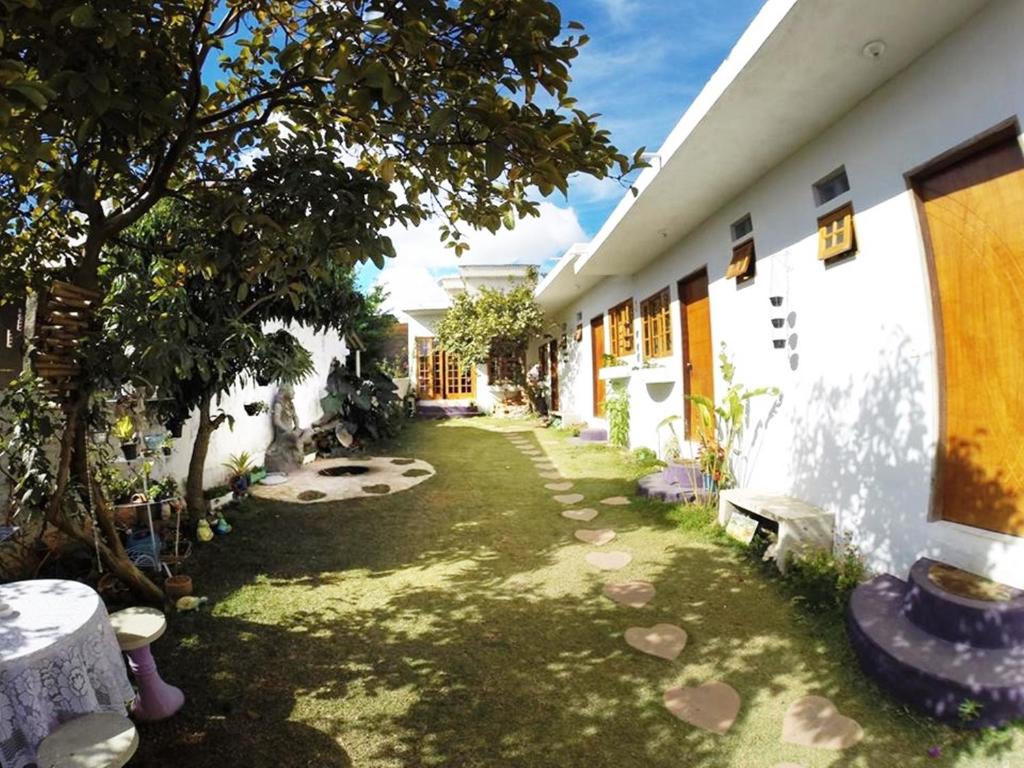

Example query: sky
[362,0,767,311]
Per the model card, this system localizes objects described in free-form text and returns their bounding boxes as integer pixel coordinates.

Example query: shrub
[783,544,866,611]
[606,382,630,448]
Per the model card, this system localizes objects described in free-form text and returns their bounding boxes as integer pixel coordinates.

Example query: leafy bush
[606,382,630,448]
[319,359,401,446]
[783,545,866,611]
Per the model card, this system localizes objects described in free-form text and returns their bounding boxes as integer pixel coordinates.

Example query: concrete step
[578,427,607,443]
[416,404,480,419]
[847,570,1024,728]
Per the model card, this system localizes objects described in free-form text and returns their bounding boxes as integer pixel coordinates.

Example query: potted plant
[243,401,267,417]
[113,415,138,460]
[223,451,255,497]
[161,436,173,456]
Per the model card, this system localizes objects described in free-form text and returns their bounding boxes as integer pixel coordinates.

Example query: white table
[0,579,135,768]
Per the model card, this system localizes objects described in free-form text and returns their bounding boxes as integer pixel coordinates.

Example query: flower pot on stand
[121,442,139,461]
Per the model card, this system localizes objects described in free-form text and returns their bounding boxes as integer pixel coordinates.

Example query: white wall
[153,322,348,489]
[546,0,1024,588]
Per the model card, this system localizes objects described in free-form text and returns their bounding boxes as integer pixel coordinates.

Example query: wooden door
[443,352,475,399]
[590,315,606,417]
[916,133,1024,536]
[548,339,560,411]
[415,337,442,399]
[679,269,714,440]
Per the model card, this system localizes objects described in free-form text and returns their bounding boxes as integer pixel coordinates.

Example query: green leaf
[485,143,505,181]
[70,4,97,28]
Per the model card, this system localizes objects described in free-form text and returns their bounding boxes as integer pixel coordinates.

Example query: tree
[0,1,640,603]
[436,275,544,383]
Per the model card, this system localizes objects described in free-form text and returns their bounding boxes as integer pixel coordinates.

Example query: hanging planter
[773,339,786,349]
[769,296,783,307]
[243,401,267,416]
[771,318,785,329]
[165,418,184,438]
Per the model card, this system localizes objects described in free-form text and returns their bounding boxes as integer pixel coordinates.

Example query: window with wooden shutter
[487,354,522,382]
[640,288,672,359]
[726,239,756,281]
[608,299,634,358]
[817,203,856,260]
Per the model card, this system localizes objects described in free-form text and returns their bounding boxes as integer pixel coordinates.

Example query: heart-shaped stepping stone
[562,508,598,522]
[625,624,687,660]
[574,528,616,546]
[539,472,563,480]
[553,493,584,504]
[663,681,741,735]
[601,496,630,506]
[781,696,864,751]
[535,463,556,471]
[530,456,550,463]
[602,580,656,607]
[521,448,541,455]
[545,481,573,491]
[585,551,632,570]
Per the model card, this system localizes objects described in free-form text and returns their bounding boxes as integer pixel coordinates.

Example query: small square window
[817,203,856,260]
[813,167,850,206]
[730,214,753,242]
[726,239,756,281]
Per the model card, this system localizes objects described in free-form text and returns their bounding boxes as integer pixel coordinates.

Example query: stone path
[516,427,865,754]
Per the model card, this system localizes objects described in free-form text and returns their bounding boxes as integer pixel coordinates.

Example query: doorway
[678,269,714,441]
[415,337,475,400]
[548,338,560,411]
[915,130,1024,536]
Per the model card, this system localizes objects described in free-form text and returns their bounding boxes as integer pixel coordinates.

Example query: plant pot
[164,574,193,600]
[121,442,138,461]
[165,419,184,438]
[113,504,138,527]
[243,402,263,416]
[772,339,786,349]
[162,446,172,456]
[143,433,164,452]
[769,296,784,307]
[771,318,785,329]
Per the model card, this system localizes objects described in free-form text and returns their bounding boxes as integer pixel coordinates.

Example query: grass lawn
[133,419,1023,767]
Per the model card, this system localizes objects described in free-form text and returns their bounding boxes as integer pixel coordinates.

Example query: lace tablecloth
[0,579,134,768]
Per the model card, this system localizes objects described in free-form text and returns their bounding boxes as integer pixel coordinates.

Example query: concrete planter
[598,365,631,381]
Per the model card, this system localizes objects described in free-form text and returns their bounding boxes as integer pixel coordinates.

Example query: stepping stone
[601,496,630,506]
[773,764,806,768]
[625,624,687,660]
[545,481,573,491]
[663,681,741,735]
[603,580,656,608]
[574,528,616,546]
[521,448,541,455]
[553,493,584,505]
[562,508,598,522]
[586,551,632,571]
[530,456,549,463]
[781,696,864,751]
[539,472,563,480]
[535,463,556,471]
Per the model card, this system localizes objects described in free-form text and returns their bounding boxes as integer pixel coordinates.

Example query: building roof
[536,0,991,313]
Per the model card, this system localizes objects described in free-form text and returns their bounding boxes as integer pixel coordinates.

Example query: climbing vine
[606,382,630,448]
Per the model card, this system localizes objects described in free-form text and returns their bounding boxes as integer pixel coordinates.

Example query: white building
[398,264,539,413]
[533,0,1024,589]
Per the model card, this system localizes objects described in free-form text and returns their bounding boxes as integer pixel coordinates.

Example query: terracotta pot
[113,504,137,527]
[164,574,193,600]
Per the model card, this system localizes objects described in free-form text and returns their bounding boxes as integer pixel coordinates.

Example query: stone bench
[717,489,834,572]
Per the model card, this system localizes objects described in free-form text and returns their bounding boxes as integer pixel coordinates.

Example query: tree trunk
[186,393,214,520]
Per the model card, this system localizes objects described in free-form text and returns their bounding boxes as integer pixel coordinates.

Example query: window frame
[487,353,522,382]
[817,202,856,261]
[608,298,635,358]
[813,166,851,207]
[639,287,672,360]
[726,238,756,281]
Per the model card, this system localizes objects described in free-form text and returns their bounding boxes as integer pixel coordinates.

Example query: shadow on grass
[132,420,1019,768]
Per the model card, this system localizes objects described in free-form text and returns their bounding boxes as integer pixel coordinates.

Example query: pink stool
[108,607,184,721]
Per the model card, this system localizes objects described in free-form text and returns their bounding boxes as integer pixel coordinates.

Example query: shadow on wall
[787,335,1016,579]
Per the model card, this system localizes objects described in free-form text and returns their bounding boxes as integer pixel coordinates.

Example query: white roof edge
[534,241,590,298]
[571,0,799,276]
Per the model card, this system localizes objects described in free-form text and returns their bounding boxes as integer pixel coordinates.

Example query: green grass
[134,419,1023,767]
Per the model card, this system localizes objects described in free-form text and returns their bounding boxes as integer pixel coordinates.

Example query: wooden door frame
[415,337,475,400]
[548,338,560,411]
[678,266,713,441]
[590,314,606,417]
[905,117,1021,526]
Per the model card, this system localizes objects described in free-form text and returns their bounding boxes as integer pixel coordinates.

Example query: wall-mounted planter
[769,296,784,307]
[598,365,632,381]
[772,339,786,349]
[771,318,785,329]
[634,367,675,384]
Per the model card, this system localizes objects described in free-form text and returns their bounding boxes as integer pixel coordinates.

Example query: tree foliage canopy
[436,276,544,373]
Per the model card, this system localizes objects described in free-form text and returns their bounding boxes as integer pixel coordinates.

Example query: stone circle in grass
[544,481,573,491]
[602,580,655,607]
[553,493,584,504]
[782,696,864,750]
[252,456,434,504]
[585,551,632,570]
[663,681,741,735]
[390,458,416,465]
[574,528,615,546]
[601,496,630,506]
[624,624,687,660]
[362,484,391,494]
[297,490,327,502]
[562,508,598,522]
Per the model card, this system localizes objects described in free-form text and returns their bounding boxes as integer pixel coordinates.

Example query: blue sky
[367,0,767,306]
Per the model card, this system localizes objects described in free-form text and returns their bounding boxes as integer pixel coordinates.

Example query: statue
[265,383,314,473]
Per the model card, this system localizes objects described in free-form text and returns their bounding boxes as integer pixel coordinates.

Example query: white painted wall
[151,322,347,490]
[543,0,1024,588]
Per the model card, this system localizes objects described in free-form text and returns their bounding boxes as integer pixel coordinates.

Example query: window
[817,203,856,260]
[608,299,634,358]
[813,167,850,206]
[730,213,753,242]
[640,288,672,359]
[726,239,756,280]
[487,354,522,382]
